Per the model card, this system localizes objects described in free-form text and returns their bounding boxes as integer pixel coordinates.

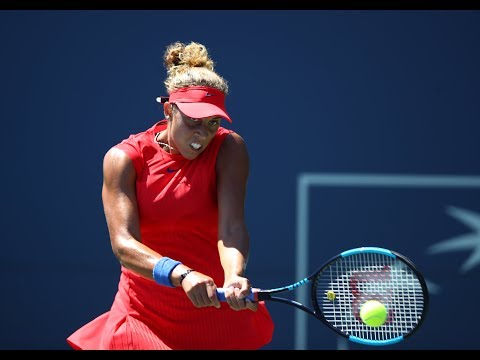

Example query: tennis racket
[217,246,429,347]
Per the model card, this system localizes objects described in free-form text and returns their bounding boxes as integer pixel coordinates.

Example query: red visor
[168,86,232,123]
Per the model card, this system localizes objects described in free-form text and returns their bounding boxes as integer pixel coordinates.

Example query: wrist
[152,257,182,287]
[179,269,195,285]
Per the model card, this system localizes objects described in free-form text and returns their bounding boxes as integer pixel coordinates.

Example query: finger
[245,298,258,312]
[207,283,221,308]
[187,293,202,308]
[238,289,252,302]
[189,286,211,308]
[224,286,236,307]
[196,288,214,307]
[196,282,219,308]
[237,284,251,300]
[233,287,247,310]
[223,286,240,310]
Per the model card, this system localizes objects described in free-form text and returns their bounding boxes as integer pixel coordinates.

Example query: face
[167,103,222,160]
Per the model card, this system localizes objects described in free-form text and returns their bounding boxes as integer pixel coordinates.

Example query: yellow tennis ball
[359,300,387,327]
[326,290,336,301]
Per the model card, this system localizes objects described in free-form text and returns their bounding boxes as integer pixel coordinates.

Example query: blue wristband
[153,257,182,287]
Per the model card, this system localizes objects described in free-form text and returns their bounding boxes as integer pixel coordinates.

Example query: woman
[66,41,274,350]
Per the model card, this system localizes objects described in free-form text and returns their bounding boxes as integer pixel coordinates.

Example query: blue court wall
[1,10,479,350]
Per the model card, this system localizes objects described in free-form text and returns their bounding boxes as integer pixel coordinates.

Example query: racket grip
[216,288,256,302]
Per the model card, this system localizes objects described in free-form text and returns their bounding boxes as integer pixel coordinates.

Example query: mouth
[190,142,201,150]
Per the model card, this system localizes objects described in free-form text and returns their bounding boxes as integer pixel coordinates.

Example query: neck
[154,132,176,153]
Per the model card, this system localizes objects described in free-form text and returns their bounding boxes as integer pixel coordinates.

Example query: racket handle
[216,288,256,302]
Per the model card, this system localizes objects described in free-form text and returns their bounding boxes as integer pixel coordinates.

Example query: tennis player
[66,41,274,350]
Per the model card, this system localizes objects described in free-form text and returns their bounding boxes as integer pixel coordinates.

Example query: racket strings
[314,252,427,343]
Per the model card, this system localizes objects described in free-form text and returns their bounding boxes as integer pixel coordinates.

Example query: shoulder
[218,130,247,157]
[104,146,132,165]
[219,129,246,151]
[217,130,249,171]
[102,146,138,189]
[103,146,135,176]
[105,123,160,176]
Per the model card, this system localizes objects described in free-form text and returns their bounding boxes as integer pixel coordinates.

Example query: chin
[182,152,200,160]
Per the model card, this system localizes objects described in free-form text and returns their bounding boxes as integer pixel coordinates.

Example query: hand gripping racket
[217,246,429,346]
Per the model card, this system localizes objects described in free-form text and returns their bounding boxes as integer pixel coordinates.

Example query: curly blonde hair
[163,41,229,95]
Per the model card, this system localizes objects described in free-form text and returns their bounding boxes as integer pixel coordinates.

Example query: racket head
[311,247,429,346]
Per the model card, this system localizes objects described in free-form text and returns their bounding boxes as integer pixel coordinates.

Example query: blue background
[1,10,479,350]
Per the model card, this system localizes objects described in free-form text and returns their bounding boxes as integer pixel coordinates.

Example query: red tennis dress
[66,121,274,350]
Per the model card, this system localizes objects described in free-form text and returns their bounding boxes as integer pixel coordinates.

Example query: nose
[194,123,209,139]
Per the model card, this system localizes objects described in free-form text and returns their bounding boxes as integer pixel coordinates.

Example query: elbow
[111,238,131,266]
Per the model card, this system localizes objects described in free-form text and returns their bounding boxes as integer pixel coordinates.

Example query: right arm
[102,147,220,308]
[102,146,161,279]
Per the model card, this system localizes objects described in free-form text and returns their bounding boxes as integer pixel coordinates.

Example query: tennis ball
[359,300,387,327]
[326,290,336,301]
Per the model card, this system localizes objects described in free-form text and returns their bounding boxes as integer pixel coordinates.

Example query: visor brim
[175,102,232,123]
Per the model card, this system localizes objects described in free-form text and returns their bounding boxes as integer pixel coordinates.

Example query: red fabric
[67,121,274,350]
[169,86,232,122]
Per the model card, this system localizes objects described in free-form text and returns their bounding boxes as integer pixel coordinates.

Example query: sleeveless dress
[66,121,274,350]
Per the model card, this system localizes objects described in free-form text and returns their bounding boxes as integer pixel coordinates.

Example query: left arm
[216,131,257,312]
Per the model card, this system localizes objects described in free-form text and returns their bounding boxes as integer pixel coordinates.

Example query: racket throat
[267,296,317,317]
